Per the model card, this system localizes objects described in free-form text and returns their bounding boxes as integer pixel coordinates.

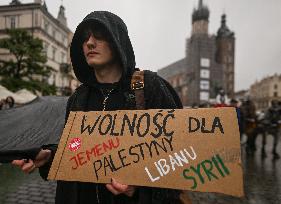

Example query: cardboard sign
[48,108,243,197]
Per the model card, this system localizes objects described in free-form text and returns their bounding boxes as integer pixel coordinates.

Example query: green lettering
[201,160,218,181]
[183,169,197,189]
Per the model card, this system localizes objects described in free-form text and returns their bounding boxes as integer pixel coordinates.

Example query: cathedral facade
[158,0,235,106]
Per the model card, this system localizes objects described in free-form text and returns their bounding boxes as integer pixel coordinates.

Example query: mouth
[87,51,99,56]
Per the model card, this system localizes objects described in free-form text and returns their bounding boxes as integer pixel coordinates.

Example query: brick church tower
[158,0,235,106]
[216,14,235,98]
[185,0,223,105]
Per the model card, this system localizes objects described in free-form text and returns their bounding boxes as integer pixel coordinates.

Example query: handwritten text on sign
[48,108,243,197]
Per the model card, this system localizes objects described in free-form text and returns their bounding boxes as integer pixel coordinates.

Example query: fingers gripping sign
[12,159,36,174]
[106,178,136,197]
[12,149,52,174]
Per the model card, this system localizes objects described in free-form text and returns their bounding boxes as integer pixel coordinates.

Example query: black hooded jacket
[40,11,183,204]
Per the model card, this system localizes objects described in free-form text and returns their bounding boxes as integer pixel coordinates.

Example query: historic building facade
[158,0,235,106]
[0,0,78,95]
[250,74,281,110]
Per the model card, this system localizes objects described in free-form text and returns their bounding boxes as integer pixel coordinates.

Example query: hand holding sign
[12,149,51,174]
[106,178,136,197]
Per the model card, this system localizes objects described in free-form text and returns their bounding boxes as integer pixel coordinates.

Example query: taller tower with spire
[184,0,223,105]
[157,0,236,106]
[216,14,235,98]
[191,0,209,35]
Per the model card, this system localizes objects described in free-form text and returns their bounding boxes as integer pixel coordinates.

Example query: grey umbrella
[0,96,68,162]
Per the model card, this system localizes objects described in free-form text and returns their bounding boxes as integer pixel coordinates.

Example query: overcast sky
[1,0,281,91]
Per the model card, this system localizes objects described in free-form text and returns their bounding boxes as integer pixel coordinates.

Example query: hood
[70,11,136,86]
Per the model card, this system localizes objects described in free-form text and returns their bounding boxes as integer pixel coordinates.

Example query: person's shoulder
[143,70,164,85]
[141,69,183,108]
[67,84,87,101]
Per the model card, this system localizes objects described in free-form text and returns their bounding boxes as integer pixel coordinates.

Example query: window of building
[10,16,16,29]
[200,91,209,101]
[200,58,210,68]
[53,29,57,39]
[274,84,278,89]
[64,37,68,46]
[200,69,210,79]
[200,80,209,90]
[35,13,38,26]
[44,20,49,32]
[273,92,278,97]
[61,34,67,45]
[61,52,66,63]
[43,42,49,57]
[228,43,232,51]
[52,46,57,61]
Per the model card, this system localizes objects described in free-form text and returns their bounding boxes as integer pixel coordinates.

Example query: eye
[82,30,92,42]
[92,30,104,40]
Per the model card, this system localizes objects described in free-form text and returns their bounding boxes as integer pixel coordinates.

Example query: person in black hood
[12,11,183,204]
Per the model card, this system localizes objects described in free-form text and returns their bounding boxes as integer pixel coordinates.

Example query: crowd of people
[0,96,15,110]
[240,99,281,159]
[192,89,281,160]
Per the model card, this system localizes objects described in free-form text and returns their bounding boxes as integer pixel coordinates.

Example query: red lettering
[95,144,103,156]
[77,152,87,166]
[103,140,112,152]
[70,156,79,170]
[86,147,96,161]
[110,137,120,148]
[69,138,122,171]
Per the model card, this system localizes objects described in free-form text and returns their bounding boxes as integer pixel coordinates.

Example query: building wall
[157,2,234,106]
[166,73,189,106]
[0,3,75,95]
[185,34,223,106]
[250,74,281,110]
[216,37,235,98]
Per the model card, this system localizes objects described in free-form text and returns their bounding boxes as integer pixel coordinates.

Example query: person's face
[82,26,115,68]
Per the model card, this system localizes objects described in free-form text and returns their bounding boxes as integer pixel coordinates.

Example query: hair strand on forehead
[81,22,112,43]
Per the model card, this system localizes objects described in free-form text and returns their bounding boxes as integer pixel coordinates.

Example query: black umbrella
[0,96,68,163]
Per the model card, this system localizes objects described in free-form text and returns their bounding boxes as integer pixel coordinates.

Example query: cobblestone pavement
[1,134,280,204]
[3,179,56,204]
[0,166,56,204]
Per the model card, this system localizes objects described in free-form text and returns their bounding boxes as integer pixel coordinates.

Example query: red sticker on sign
[68,138,81,152]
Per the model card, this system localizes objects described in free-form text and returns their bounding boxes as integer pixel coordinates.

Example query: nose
[86,34,97,49]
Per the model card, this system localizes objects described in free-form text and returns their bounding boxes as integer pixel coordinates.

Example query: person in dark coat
[12,11,183,204]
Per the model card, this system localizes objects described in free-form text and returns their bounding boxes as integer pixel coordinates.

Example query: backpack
[131,69,182,110]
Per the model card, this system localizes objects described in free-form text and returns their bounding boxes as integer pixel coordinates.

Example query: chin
[87,59,115,68]
[87,60,102,67]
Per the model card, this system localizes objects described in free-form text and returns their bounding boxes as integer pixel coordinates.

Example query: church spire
[9,0,21,5]
[42,0,48,11]
[57,0,67,26]
[192,0,209,23]
[199,0,203,8]
[217,14,234,38]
